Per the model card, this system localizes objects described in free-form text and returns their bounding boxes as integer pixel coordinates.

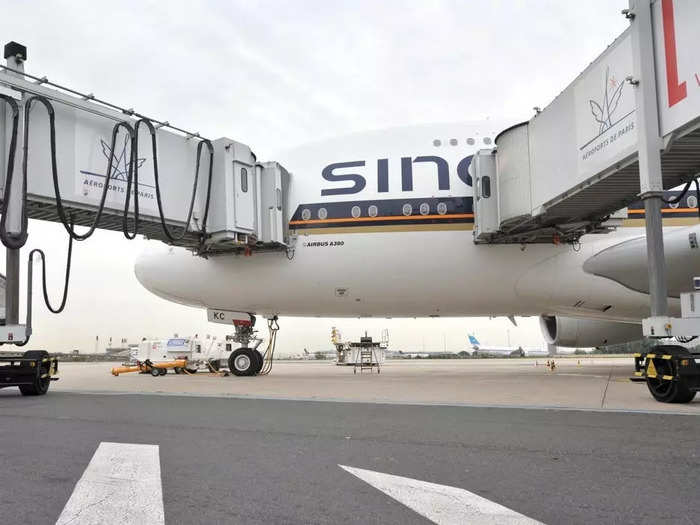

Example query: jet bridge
[0,44,290,254]
[472,0,700,402]
[472,2,700,245]
[0,41,292,347]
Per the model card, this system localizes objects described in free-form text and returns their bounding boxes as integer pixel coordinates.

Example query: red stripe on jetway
[662,0,687,107]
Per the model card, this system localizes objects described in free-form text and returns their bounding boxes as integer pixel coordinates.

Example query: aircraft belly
[136,230,658,318]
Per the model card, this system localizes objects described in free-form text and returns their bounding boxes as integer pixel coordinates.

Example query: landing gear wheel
[646,345,697,403]
[185,368,198,374]
[229,348,257,376]
[150,368,161,377]
[251,350,264,375]
[158,368,167,376]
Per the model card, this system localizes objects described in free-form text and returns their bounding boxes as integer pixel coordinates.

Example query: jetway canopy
[0,65,290,254]
[473,1,700,243]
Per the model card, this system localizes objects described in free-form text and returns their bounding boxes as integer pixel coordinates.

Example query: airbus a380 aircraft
[134,121,699,379]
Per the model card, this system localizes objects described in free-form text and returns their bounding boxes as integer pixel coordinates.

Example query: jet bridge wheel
[646,346,696,404]
[229,348,257,376]
[19,376,50,396]
[18,351,51,396]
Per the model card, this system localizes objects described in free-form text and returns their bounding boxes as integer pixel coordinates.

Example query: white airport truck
[132,336,234,374]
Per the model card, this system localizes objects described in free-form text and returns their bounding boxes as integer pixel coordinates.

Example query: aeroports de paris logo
[80,134,155,196]
[588,66,625,134]
[99,134,146,182]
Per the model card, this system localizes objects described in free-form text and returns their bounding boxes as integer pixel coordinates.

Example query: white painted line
[56,442,164,525]
[340,465,543,525]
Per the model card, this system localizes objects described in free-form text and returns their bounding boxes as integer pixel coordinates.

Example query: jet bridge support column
[629,0,668,317]
[3,44,26,329]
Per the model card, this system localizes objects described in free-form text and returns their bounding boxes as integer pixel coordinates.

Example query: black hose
[6,95,214,247]
[0,95,215,340]
[661,177,700,217]
[0,95,23,248]
[29,228,73,314]
[23,95,136,241]
[122,120,146,240]
[662,178,694,205]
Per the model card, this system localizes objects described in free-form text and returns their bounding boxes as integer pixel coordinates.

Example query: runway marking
[340,464,543,524]
[56,442,164,525]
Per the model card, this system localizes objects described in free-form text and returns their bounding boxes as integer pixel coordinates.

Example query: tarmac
[50,357,700,414]
[1,357,699,524]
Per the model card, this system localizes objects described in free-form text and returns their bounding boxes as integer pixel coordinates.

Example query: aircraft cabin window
[241,167,248,192]
[368,205,378,217]
[433,139,441,147]
[301,208,311,220]
[437,202,447,215]
[351,205,361,218]
[467,137,475,145]
[483,137,492,145]
[419,202,430,215]
[402,203,413,216]
[318,207,328,220]
[482,176,491,198]
[449,138,458,146]
[688,195,698,208]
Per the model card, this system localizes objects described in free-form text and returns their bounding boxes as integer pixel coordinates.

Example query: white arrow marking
[340,465,543,525]
[56,442,164,525]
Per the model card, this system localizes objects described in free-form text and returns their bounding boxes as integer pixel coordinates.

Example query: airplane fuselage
[135,123,690,322]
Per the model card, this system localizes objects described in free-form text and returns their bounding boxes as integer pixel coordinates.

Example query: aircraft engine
[539,315,643,348]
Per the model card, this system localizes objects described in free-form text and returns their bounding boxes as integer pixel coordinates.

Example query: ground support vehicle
[632,345,700,403]
[0,350,58,395]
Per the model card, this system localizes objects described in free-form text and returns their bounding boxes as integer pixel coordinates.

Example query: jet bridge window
[481,176,491,198]
[241,167,248,193]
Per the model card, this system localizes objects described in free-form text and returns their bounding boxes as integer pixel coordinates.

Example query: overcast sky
[0,0,629,354]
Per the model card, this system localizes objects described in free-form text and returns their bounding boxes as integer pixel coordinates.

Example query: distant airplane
[468,334,548,357]
[386,349,458,359]
[302,348,336,360]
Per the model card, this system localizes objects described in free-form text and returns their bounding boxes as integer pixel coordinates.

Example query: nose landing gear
[229,347,263,376]
[227,315,279,376]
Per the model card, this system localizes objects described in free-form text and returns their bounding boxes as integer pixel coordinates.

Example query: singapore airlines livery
[134,121,699,373]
